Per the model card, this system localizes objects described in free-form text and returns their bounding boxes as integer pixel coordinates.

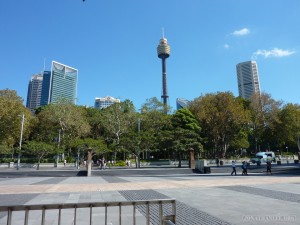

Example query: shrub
[111,161,126,167]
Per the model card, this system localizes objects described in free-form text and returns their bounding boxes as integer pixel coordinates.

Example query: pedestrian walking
[64,159,66,167]
[241,161,248,175]
[216,158,220,167]
[231,160,237,175]
[99,158,103,169]
[266,161,272,175]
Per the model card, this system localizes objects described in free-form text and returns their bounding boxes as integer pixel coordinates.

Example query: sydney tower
[157,35,171,114]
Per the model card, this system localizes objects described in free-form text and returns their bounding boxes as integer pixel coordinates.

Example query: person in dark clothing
[266,161,272,175]
[241,161,248,175]
[216,158,220,167]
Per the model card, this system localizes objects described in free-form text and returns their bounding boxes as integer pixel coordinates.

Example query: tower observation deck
[157,36,171,113]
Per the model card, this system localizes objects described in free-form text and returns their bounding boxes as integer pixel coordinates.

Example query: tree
[30,101,90,167]
[249,92,282,151]
[24,141,55,170]
[0,89,33,156]
[33,101,90,147]
[276,103,300,151]
[69,137,109,165]
[171,108,202,167]
[84,107,105,139]
[141,97,171,114]
[189,92,250,158]
[101,100,136,159]
[140,98,173,160]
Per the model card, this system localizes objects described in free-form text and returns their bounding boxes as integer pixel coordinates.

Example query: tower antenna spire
[43,58,46,72]
[162,27,165,38]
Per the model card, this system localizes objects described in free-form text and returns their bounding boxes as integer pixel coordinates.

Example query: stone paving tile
[1,173,300,224]
[218,185,300,203]
[0,177,50,185]
[1,176,300,195]
[120,189,233,225]
[101,176,129,183]
[0,193,40,206]
[31,177,68,185]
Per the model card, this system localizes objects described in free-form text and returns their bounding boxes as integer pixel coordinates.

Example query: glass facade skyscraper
[176,98,189,110]
[236,61,260,100]
[40,71,51,107]
[26,74,43,113]
[40,61,78,106]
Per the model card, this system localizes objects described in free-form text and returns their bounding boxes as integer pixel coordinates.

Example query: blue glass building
[40,71,51,107]
[176,98,189,110]
[26,74,43,113]
[40,61,78,106]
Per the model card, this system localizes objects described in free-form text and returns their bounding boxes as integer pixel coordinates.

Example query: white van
[251,152,276,164]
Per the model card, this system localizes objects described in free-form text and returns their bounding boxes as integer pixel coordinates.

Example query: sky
[0,0,299,111]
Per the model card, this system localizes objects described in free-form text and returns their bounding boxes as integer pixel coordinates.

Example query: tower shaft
[161,57,168,106]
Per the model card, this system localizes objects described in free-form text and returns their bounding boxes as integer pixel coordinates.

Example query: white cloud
[232,28,250,36]
[224,44,230,49]
[253,48,296,58]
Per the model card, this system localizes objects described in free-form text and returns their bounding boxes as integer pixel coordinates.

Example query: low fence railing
[0,199,176,225]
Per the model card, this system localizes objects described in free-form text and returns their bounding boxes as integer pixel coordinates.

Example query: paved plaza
[0,166,300,225]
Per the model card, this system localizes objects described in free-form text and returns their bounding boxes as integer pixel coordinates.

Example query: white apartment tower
[94,96,120,109]
[236,61,261,99]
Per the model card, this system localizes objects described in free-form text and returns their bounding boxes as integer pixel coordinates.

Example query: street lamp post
[77,146,82,170]
[17,114,25,170]
[54,129,61,167]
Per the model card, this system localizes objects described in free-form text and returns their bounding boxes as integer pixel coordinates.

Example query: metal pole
[89,205,93,225]
[119,203,122,225]
[56,129,61,167]
[77,148,80,169]
[146,202,150,225]
[133,203,136,225]
[17,114,25,170]
[41,208,45,225]
[105,204,107,225]
[24,208,29,225]
[159,201,163,225]
[7,208,12,225]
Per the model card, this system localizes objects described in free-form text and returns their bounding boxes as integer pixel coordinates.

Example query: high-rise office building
[236,61,260,99]
[40,61,78,106]
[94,96,120,109]
[26,74,43,113]
[176,98,189,110]
[40,71,51,107]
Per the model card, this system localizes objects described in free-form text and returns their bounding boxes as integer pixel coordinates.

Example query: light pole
[55,129,61,167]
[286,146,288,153]
[17,114,25,170]
[77,147,80,169]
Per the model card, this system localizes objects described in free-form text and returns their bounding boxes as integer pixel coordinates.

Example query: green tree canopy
[23,141,55,170]
[276,103,300,151]
[249,92,282,151]
[0,89,33,155]
[189,92,250,158]
[32,101,90,147]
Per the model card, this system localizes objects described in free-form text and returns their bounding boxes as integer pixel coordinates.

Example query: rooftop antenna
[43,58,46,72]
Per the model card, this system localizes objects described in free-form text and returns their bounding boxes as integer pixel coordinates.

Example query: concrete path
[0,167,300,225]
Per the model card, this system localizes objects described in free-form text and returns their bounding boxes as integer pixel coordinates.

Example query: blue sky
[0,0,299,110]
